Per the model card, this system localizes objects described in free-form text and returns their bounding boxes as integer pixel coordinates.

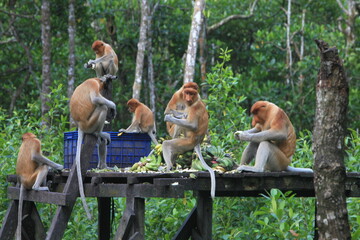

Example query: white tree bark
[336,0,359,57]
[285,0,292,86]
[183,0,205,84]
[132,0,149,99]
[41,0,51,127]
[68,0,76,128]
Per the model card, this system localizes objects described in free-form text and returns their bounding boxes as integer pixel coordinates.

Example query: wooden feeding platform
[1,135,360,239]
[1,168,360,240]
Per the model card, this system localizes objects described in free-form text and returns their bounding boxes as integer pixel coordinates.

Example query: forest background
[0,0,359,239]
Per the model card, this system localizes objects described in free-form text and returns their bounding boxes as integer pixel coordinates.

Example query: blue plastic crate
[63,131,151,169]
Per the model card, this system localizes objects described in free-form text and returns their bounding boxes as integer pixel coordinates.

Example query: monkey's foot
[237,165,262,173]
[97,162,108,169]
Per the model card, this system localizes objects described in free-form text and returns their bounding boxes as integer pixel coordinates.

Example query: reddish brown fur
[92,40,119,66]
[164,82,200,136]
[127,98,154,133]
[16,133,44,189]
[70,78,104,131]
[250,101,295,158]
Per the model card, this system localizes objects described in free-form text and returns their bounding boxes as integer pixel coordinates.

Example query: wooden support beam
[0,201,18,240]
[114,186,145,240]
[85,183,185,198]
[115,208,135,239]
[21,201,46,240]
[98,197,111,240]
[46,133,97,240]
[7,187,70,206]
[173,206,197,240]
[194,191,212,240]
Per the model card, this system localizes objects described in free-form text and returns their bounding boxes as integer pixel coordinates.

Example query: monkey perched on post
[16,132,63,240]
[70,74,117,220]
[118,98,158,145]
[163,82,216,198]
[84,40,118,77]
[235,101,313,173]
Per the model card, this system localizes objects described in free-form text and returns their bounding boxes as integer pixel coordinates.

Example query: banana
[131,162,140,171]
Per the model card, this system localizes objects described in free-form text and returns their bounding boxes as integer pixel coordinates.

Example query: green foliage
[205,48,248,159]
[145,193,196,239]
[253,189,314,239]
[0,0,359,238]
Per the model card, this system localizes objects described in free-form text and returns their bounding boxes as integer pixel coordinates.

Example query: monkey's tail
[286,166,313,173]
[16,184,25,240]
[76,130,92,220]
[195,144,216,199]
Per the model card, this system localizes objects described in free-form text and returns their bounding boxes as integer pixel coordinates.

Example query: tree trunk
[41,0,51,128]
[285,0,293,86]
[199,15,207,98]
[147,2,159,113]
[312,39,350,240]
[183,0,205,84]
[132,0,149,100]
[68,0,76,129]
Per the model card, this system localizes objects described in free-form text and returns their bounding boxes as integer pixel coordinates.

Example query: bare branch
[336,0,349,15]
[0,9,36,19]
[207,0,258,34]
[0,37,17,44]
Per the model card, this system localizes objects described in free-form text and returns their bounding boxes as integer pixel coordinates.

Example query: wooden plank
[7,187,70,206]
[0,201,18,240]
[85,184,185,198]
[173,206,197,240]
[98,197,111,240]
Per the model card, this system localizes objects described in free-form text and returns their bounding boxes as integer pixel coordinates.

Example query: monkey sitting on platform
[118,98,158,145]
[16,132,63,240]
[235,101,313,173]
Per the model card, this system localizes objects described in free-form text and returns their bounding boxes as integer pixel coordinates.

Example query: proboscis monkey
[70,74,117,219]
[84,40,118,77]
[118,98,158,145]
[234,101,313,173]
[163,82,216,198]
[164,82,200,138]
[16,132,63,240]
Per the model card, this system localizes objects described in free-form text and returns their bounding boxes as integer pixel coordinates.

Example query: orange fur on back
[70,78,103,129]
[251,101,296,158]
[16,133,41,189]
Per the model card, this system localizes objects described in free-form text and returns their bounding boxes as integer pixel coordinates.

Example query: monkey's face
[127,103,137,113]
[251,106,267,126]
[92,41,105,55]
[22,132,36,141]
[183,90,197,106]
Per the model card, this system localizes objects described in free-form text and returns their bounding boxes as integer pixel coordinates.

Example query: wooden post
[98,197,111,240]
[97,76,113,240]
[0,201,18,240]
[46,134,97,240]
[193,191,212,240]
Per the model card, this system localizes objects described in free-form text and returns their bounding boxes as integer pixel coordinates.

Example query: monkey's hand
[164,114,175,123]
[118,128,127,133]
[234,131,252,141]
[109,107,116,120]
[84,60,95,69]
